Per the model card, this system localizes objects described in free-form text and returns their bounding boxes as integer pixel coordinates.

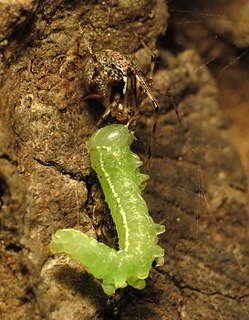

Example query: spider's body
[83,46,159,128]
[84,50,131,96]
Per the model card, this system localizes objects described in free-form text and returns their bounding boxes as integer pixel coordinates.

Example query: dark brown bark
[0,1,248,319]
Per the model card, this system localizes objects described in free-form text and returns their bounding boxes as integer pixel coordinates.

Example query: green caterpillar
[50,124,165,295]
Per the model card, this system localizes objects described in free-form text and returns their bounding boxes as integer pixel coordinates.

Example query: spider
[82,37,160,132]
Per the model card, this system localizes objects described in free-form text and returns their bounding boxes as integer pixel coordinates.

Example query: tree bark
[0,1,248,319]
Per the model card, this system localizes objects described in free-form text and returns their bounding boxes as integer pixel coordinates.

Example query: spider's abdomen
[83,50,130,98]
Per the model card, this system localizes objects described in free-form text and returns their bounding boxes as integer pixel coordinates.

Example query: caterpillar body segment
[50,124,165,294]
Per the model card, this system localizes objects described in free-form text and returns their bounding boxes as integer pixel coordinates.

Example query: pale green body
[50,124,165,295]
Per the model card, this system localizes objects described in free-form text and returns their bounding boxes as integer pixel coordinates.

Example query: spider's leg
[81,30,106,80]
[147,50,156,87]
[122,73,130,114]
[154,88,187,129]
[95,108,112,128]
[84,93,101,100]
[165,91,187,128]
[135,73,159,136]
[125,71,139,115]
[80,30,98,63]
[126,72,139,129]
[133,32,156,86]
[134,72,160,163]
[131,34,159,134]
[93,88,112,128]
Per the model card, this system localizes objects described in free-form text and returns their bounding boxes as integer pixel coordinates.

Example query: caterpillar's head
[89,124,134,149]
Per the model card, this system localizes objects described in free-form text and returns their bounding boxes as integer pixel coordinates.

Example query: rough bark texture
[0,1,248,319]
